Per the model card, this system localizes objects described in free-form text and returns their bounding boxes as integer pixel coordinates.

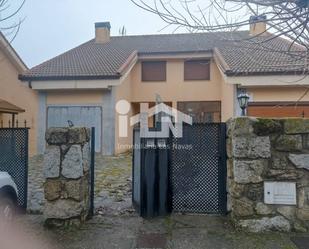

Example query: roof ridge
[111,30,249,39]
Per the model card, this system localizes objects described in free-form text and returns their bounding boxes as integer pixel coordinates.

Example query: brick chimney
[249,15,267,36]
[95,22,111,43]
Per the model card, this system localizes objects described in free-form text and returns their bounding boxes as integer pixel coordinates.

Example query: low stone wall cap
[46,127,90,145]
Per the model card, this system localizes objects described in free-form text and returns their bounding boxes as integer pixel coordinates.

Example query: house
[0,32,38,155]
[19,18,309,155]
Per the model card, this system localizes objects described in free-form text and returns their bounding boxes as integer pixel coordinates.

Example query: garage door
[47,106,102,152]
[248,102,309,118]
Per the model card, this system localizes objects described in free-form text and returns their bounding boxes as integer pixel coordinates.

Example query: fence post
[218,123,227,214]
[23,128,29,211]
[89,127,95,218]
[43,127,91,228]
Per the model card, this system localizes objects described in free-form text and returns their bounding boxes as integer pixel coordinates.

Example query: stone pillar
[227,117,309,232]
[43,127,91,227]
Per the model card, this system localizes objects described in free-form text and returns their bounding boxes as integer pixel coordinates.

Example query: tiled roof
[217,36,306,76]
[19,31,306,81]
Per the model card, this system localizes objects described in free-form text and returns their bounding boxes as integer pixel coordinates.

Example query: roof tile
[20,31,307,80]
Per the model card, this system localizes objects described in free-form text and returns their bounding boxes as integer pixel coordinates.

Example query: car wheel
[0,197,15,223]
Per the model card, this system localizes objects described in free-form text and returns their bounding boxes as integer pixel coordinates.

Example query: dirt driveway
[15,214,308,249]
[25,154,309,249]
[23,153,309,249]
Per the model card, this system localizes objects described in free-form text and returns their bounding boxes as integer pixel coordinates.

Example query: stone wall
[43,127,91,227]
[227,117,309,232]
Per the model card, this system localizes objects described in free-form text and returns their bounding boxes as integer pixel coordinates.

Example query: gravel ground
[13,214,306,249]
[27,153,133,215]
[93,152,134,216]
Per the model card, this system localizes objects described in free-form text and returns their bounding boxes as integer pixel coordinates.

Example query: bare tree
[131,0,309,105]
[131,1,309,54]
[0,0,26,43]
[132,1,307,39]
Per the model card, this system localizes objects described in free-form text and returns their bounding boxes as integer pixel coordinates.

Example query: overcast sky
[10,0,171,68]
[7,0,250,68]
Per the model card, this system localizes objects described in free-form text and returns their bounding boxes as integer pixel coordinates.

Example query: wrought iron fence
[0,119,28,128]
[0,128,29,209]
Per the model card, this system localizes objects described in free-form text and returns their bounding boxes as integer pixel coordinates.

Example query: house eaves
[0,32,28,72]
[213,47,231,75]
[138,50,213,60]
[28,78,123,90]
[18,74,121,82]
[225,74,309,86]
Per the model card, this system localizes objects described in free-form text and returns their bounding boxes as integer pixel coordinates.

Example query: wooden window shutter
[184,60,210,80]
[142,61,166,81]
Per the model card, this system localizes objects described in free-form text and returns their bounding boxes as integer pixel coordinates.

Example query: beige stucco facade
[131,59,236,122]
[130,60,222,104]
[114,71,133,154]
[46,90,104,105]
[112,58,236,154]
[0,48,38,155]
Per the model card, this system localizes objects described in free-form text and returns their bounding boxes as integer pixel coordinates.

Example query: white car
[0,172,18,222]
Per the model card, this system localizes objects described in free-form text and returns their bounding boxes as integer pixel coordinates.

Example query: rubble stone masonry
[43,127,91,227]
[227,117,309,232]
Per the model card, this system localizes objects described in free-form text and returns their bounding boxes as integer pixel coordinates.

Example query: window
[184,59,210,81]
[132,102,173,127]
[177,101,221,123]
[141,61,166,81]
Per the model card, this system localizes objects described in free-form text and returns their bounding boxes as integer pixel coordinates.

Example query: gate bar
[218,123,227,214]
[89,127,95,217]
[23,128,29,211]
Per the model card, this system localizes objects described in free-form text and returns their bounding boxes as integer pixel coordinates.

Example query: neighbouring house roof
[0,32,28,72]
[217,37,306,76]
[0,99,25,114]
[19,31,306,81]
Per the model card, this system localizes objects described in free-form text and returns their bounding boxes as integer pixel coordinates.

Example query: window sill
[141,80,167,83]
[183,79,211,82]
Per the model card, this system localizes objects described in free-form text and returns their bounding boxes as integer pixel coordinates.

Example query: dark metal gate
[169,123,227,214]
[132,128,170,217]
[132,123,227,217]
[0,128,29,209]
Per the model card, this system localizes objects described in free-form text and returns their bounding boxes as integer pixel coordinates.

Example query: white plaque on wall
[264,182,296,205]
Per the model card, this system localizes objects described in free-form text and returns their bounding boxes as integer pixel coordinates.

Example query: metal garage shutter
[248,103,309,118]
[47,106,102,152]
